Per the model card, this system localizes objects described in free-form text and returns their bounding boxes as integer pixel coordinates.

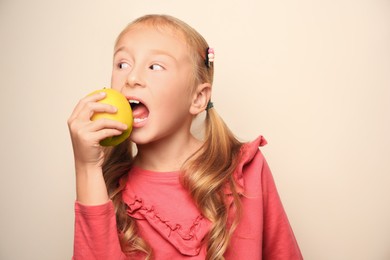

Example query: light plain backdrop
[1,0,389,259]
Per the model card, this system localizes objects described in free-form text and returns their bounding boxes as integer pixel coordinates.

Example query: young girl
[68,14,303,260]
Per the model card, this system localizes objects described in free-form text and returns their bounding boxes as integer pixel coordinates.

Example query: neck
[134,132,202,172]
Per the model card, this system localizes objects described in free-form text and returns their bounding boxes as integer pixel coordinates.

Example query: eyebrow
[113,46,178,63]
[113,46,128,57]
[149,49,177,62]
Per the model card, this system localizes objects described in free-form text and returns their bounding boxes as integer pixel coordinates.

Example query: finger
[74,127,124,142]
[87,118,129,132]
[70,121,125,145]
[77,102,118,121]
[68,91,108,122]
[89,128,126,144]
[68,117,128,146]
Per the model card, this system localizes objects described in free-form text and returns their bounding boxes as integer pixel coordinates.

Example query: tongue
[132,104,149,119]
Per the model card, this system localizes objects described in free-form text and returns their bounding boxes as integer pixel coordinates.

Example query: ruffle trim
[121,135,266,256]
[224,135,267,198]
[124,196,211,256]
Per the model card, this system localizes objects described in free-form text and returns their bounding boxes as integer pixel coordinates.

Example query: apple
[89,88,133,146]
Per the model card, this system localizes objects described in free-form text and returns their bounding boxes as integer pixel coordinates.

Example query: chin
[130,130,155,145]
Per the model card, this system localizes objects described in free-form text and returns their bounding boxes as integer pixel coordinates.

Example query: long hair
[102,14,243,260]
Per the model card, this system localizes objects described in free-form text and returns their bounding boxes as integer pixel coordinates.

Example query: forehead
[115,25,191,61]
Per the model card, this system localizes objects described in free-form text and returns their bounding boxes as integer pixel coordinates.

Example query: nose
[126,65,145,89]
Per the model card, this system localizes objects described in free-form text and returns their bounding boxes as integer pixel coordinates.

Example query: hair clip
[205,47,215,68]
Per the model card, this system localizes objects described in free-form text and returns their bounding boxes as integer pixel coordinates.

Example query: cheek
[110,71,125,89]
[162,81,192,104]
[153,86,191,113]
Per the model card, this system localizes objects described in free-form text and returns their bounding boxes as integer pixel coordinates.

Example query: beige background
[1,0,389,259]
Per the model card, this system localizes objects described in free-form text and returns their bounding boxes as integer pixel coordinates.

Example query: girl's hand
[67,91,128,169]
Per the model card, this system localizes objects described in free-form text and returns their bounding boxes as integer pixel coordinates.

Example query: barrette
[205,47,215,68]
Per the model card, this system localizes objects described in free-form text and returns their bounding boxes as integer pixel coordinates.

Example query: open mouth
[129,99,149,125]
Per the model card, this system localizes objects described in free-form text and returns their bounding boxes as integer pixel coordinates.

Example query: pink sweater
[73,136,303,259]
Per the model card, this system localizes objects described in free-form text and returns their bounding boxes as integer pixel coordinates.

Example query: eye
[149,64,164,71]
[118,62,130,69]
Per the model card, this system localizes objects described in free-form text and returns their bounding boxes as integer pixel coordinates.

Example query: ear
[189,83,211,115]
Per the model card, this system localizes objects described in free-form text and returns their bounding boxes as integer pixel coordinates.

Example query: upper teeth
[129,100,140,104]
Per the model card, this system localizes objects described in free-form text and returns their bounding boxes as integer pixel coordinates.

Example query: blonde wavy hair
[102,14,243,259]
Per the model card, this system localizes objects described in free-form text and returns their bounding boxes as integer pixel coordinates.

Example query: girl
[68,14,303,259]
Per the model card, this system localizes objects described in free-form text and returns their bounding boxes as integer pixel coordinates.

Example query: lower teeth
[134,118,147,123]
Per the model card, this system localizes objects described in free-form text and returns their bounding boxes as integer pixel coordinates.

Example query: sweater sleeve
[260,153,303,260]
[73,200,127,260]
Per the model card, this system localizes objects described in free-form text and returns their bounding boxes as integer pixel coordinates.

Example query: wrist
[74,161,103,175]
[74,163,109,205]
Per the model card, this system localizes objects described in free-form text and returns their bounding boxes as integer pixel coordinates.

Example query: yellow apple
[89,88,133,146]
